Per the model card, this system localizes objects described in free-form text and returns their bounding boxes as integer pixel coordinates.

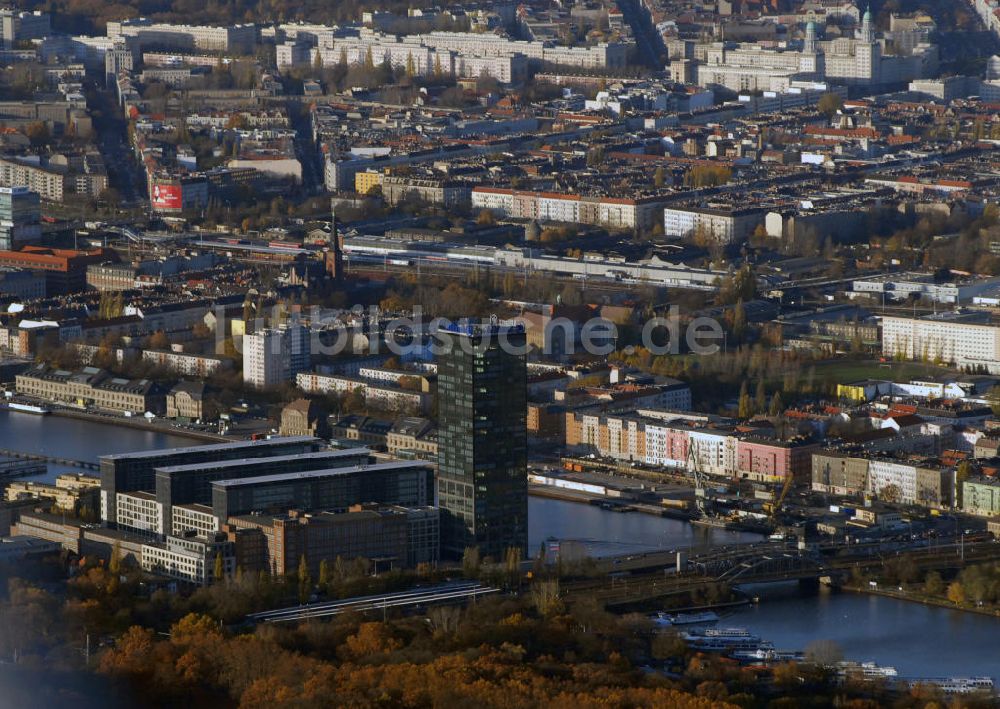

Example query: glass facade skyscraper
[0,186,40,250]
[436,323,528,560]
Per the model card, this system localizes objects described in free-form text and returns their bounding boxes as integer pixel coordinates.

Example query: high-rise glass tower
[0,187,40,250]
[436,322,528,560]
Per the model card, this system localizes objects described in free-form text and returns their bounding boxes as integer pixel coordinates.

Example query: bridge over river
[566,537,1000,610]
[0,448,99,472]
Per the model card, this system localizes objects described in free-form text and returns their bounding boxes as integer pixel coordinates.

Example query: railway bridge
[0,448,99,472]
[570,537,1000,610]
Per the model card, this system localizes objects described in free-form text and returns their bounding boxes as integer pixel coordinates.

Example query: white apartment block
[297,372,430,412]
[0,158,64,202]
[107,20,257,53]
[416,31,629,69]
[688,429,738,477]
[881,315,1000,372]
[142,349,230,377]
[472,188,665,232]
[663,205,766,244]
[242,324,310,389]
[866,460,920,504]
[288,28,625,77]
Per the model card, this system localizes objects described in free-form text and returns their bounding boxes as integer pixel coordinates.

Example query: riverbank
[845,583,1000,618]
[50,409,227,443]
[528,484,695,520]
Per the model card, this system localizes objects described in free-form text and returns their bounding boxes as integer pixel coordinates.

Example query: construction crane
[765,473,794,520]
[687,439,707,515]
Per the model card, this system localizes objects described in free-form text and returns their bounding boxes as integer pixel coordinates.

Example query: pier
[0,448,99,472]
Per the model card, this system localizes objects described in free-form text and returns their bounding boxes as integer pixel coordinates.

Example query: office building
[436,322,528,560]
[226,504,438,576]
[243,323,311,389]
[0,187,41,250]
[99,436,320,525]
[0,10,50,49]
[152,448,369,537]
[211,460,435,522]
[0,246,112,294]
[140,533,235,585]
[0,268,45,300]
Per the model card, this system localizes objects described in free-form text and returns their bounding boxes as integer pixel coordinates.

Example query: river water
[530,496,1000,682]
[0,409,198,482]
[2,411,997,681]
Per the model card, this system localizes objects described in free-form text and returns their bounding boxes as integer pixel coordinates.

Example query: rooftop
[101,435,318,462]
[212,460,431,488]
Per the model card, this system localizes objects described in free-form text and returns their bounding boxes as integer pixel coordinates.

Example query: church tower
[859,4,875,44]
[804,20,817,54]
[325,204,344,281]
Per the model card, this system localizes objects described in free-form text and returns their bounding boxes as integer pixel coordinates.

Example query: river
[530,497,1000,682]
[528,496,763,556]
[0,409,200,483]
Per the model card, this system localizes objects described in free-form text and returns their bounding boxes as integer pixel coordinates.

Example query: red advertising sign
[150,183,182,210]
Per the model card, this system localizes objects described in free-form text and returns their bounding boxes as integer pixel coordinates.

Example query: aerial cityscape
[1,0,1000,706]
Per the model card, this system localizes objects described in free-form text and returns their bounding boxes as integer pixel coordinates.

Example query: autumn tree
[737,380,752,419]
[298,555,312,604]
[817,92,844,117]
[947,581,966,606]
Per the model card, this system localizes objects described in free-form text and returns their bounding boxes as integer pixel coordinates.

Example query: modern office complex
[210,460,436,522]
[99,436,321,525]
[149,447,370,536]
[436,322,528,560]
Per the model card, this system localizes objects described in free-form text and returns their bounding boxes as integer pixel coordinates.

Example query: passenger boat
[6,402,50,415]
[651,611,720,626]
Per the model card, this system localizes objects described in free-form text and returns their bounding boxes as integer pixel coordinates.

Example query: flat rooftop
[154,447,370,475]
[101,435,318,462]
[212,461,432,488]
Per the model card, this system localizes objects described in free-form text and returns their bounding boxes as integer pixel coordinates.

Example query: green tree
[653,166,666,188]
[769,391,783,416]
